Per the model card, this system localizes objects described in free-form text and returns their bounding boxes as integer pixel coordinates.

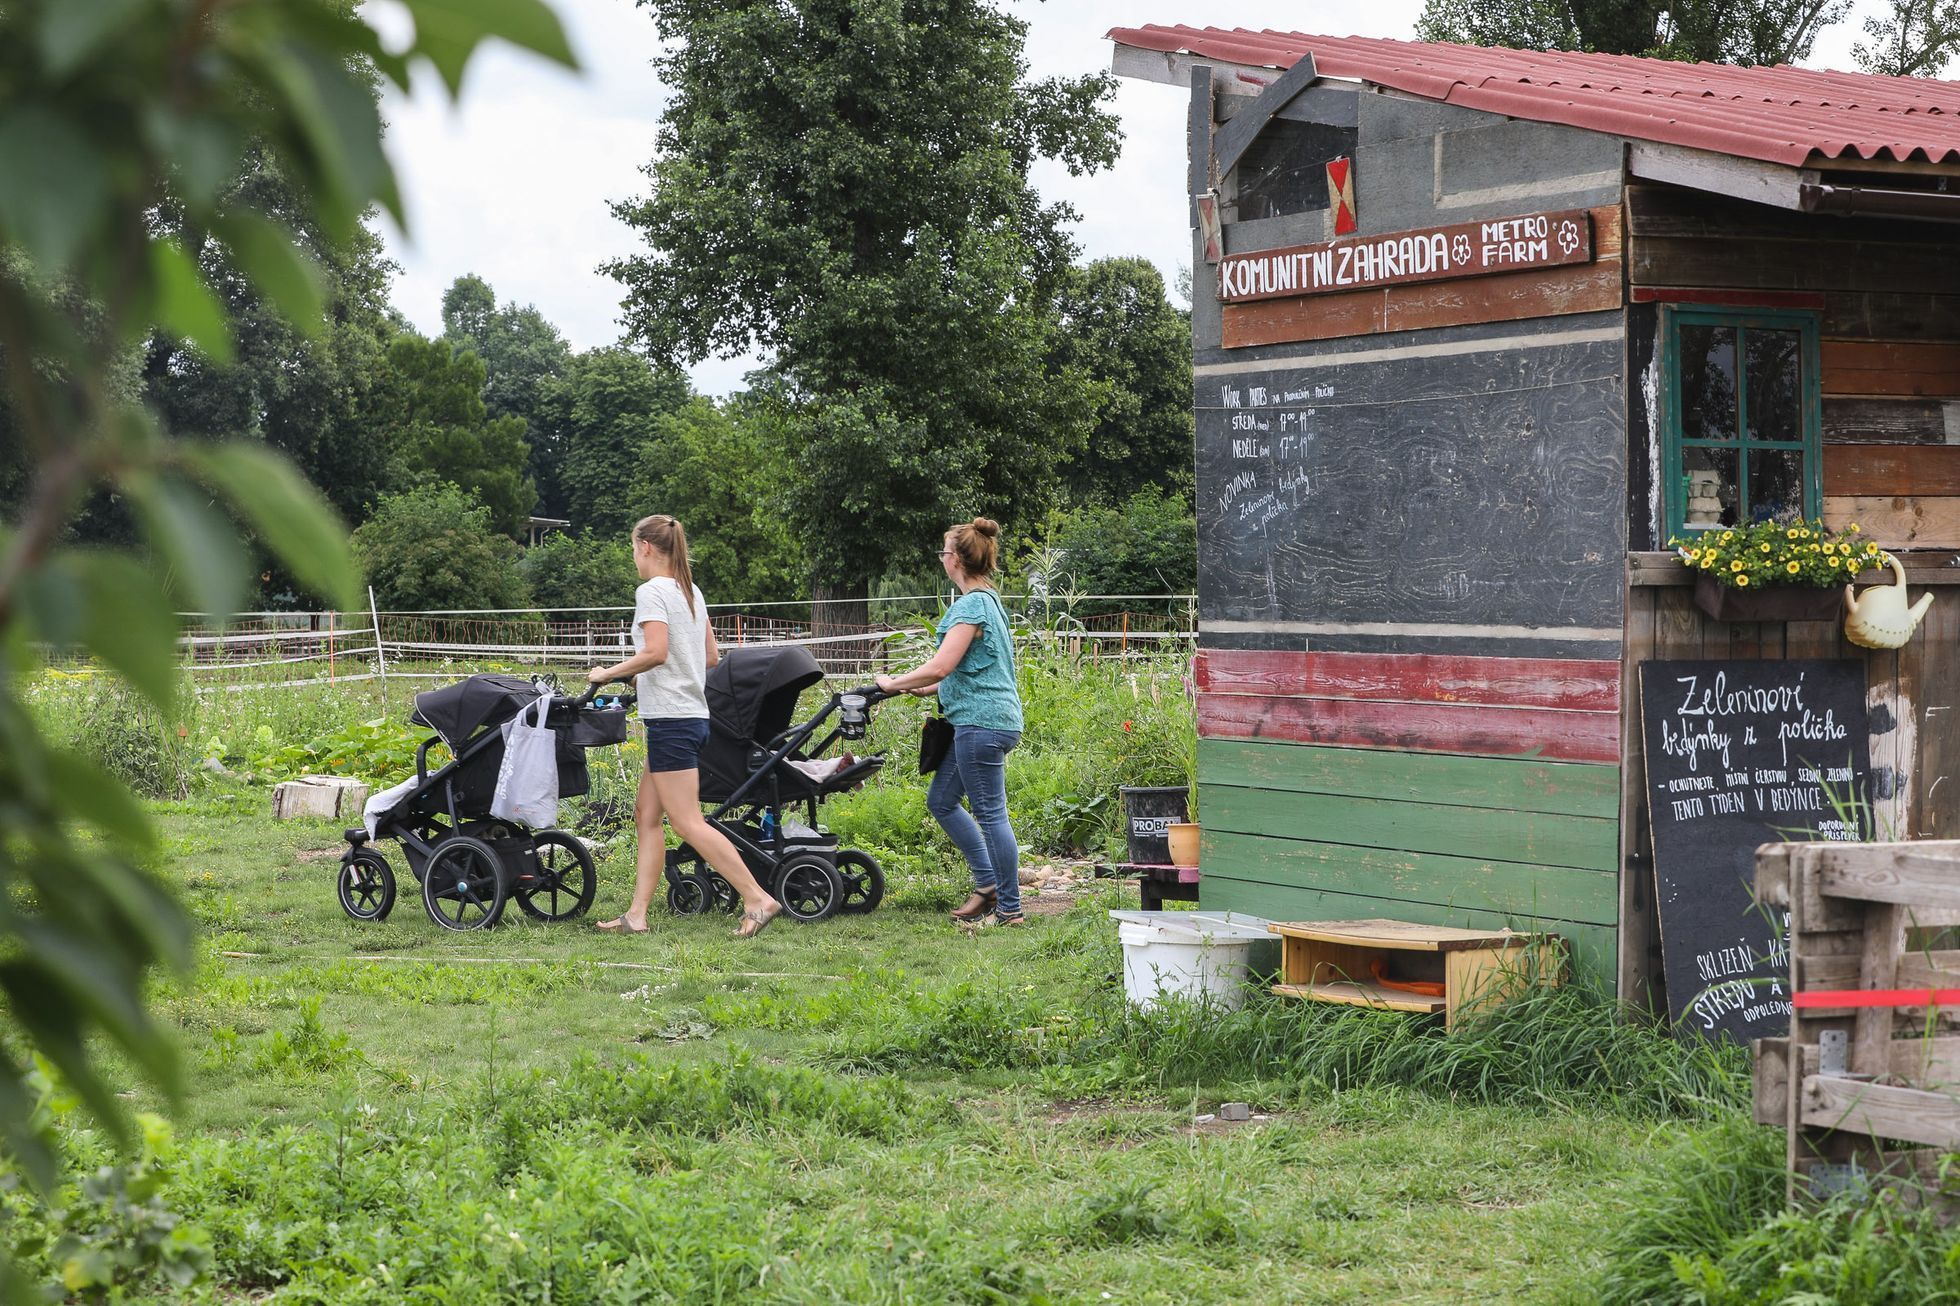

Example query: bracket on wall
[1189,54,1322,259]
[1210,52,1320,184]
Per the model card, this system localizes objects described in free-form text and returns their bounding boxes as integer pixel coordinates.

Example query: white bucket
[1110,911,1272,1011]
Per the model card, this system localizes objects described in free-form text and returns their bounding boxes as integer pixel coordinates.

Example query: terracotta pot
[1693,572,1840,623]
[1166,822,1201,869]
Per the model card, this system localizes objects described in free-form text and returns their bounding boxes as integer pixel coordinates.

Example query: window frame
[1661,305,1823,539]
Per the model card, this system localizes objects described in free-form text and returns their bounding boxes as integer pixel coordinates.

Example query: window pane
[1680,324,1738,442]
[1746,448,1805,523]
[1682,446,1739,530]
[1746,328,1802,442]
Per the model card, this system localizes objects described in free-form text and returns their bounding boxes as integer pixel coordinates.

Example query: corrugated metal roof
[1107,26,1960,168]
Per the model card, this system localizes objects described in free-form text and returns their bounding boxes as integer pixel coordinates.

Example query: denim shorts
[643,717,711,773]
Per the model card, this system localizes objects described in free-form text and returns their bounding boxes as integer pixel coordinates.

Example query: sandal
[949,889,997,921]
[976,911,1027,929]
[595,916,648,934]
[735,902,781,939]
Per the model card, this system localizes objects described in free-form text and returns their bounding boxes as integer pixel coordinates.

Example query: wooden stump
[271,776,371,822]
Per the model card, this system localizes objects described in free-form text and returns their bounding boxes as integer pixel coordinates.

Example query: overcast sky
[374,1,1884,396]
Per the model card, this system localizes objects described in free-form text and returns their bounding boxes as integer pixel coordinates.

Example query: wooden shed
[1108,27,1960,1006]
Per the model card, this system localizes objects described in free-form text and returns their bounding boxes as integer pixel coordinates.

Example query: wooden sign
[1217,208,1593,304]
[1326,157,1356,235]
[1639,659,1872,1045]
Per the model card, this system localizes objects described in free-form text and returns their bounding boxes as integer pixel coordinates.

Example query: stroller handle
[846,684,895,705]
[575,679,637,708]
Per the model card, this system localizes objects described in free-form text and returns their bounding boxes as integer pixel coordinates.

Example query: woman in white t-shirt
[586,515,780,938]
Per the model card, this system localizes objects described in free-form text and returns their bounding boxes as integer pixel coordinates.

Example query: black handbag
[919,712,954,775]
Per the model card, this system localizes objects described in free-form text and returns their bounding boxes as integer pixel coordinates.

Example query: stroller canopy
[707,645,824,744]
[411,674,541,747]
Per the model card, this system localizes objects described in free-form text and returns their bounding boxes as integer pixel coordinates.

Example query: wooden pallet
[1269,918,1560,1031]
[1754,841,1960,1205]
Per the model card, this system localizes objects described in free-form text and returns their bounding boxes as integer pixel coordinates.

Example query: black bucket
[1119,786,1189,866]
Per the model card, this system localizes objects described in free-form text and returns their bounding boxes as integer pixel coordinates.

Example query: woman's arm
[588,619,669,685]
[704,621,721,670]
[875,622,977,695]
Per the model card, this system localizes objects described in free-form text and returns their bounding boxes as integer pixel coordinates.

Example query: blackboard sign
[1640,659,1871,1044]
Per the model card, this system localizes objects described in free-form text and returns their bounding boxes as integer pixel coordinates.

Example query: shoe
[949,889,996,921]
[595,916,648,934]
[735,901,782,939]
[975,911,1027,929]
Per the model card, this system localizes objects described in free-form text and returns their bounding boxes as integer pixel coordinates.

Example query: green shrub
[520,531,634,611]
[351,483,531,611]
[1006,487,1196,618]
[54,676,195,798]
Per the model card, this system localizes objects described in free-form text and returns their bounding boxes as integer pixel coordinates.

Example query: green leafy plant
[1669,517,1883,590]
[0,0,576,1269]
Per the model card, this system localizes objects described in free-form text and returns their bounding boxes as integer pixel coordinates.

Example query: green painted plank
[1201,828,1618,926]
[1197,872,1616,994]
[1199,783,1619,873]
[1198,737,1622,819]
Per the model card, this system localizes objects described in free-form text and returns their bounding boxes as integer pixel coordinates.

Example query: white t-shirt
[631,577,711,720]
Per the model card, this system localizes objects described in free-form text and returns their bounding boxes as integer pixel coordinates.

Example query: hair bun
[971,517,999,539]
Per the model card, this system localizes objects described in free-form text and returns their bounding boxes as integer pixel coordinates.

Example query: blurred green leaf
[403,0,579,95]
[17,552,179,712]
[42,751,155,853]
[215,212,326,336]
[143,109,245,211]
[38,0,147,78]
[0,108,107,269]
[124,473,250,622]
[183,442,358,610]
[240,41,401,237]
[150,239,235,363]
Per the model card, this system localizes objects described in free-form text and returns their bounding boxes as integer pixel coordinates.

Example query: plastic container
[1109,910,1273,1011]
[1118,786,1190,865]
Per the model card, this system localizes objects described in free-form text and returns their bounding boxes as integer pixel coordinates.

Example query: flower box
[1693,571,1841,623]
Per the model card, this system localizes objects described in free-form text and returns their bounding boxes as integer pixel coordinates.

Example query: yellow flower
[1731,560,1744,572]
[1828,556,1840,569]
[1721,531,1735,543]
[1850,522,1861,532]
[1760,544,1771,554]
[1686,547,1701,561]
[1786,528,1800,539]
[1786,561,1800,573]
[1736,574,1751,587]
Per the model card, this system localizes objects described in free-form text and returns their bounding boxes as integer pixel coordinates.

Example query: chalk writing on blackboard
[1639,659,1871,1044]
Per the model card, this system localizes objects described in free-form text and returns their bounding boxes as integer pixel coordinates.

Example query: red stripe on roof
[1107,26,1960,168]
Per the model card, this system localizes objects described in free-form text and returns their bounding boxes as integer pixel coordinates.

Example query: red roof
[1108,26,1960,168]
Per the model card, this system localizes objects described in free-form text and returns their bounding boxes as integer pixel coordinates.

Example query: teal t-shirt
[934,589,1023,732]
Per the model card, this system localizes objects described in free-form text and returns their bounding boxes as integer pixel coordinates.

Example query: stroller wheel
[420,835,508,932]
[773,854,845,924]
[514,830,597,922]
[835,849,885,915]
[666,870,711,916]
[337,848,396,922]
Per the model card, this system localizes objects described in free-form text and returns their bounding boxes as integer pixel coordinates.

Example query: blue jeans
[926,726,1023,917]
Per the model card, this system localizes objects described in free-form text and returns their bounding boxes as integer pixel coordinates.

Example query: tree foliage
[606,0,1123,594]
[0,0,574,1246]
[1854,0,1960,75]
[552,346,690,537]
[352,484,531,611]
[1051,257,1193,504]
[520,530,633,610]
[378,333,537,538]
[441,274,574,514]
[1009,487,1197,616]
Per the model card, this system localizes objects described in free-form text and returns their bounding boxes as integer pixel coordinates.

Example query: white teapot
[1844,552,1934,649]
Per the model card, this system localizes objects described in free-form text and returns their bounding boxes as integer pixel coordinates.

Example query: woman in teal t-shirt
[876,517,1027,926]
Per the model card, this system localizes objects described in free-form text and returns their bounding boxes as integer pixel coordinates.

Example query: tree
[441,274,574,514]
[521,530,633,610]
[1855,1,1960,75]
[553,346,690,536]
[1051,257,1193,503]
[378,332,537,537]
[1009,487,1197,617]
[0,0,573,1267]
[352,484,531,611]
[1416,0,1852,65]
[605,0,1122,624]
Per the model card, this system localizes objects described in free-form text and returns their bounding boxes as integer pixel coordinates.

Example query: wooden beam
[1188,63,1214,225]
[1112,44,1287,96]
[1824,444,1960,497]
[1812,841,1960,911]
[1213,52,1319,183]
[1801,1075,1960,1149]
[1627,141,1811,210]
[1822,496,1960,548]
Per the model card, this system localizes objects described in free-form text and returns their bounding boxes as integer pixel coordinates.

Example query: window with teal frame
[1663,306,1822,538]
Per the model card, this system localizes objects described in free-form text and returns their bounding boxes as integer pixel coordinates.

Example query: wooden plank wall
[1195,649,1623,989]
[1619,554,1960,1008]
[1626,184,1960,548]
[1190,97,1631,994]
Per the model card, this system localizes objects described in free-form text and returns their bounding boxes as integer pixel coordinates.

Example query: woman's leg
[649,767,776,918]
[926,743,995,895]
[955,729,1022,919]
[602,770,665,930]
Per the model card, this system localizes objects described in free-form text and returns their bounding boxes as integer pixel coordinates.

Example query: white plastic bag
[490,691,559,828]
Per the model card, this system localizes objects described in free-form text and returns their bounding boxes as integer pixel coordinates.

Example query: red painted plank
[1197,692,1622,764]
[1193,648,1622,711]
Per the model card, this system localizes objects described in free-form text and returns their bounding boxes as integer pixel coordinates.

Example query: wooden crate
[1269,918,1560,1030]
[1753,840,1960,1204]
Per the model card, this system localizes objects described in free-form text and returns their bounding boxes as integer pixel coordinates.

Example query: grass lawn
[8,787,1748,1304]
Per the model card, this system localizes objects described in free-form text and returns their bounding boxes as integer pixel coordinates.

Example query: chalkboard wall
[1194,315,1627,656]
[1639,658,1872,1043]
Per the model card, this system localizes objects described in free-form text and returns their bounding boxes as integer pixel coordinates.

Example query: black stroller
[665,645,890,923]
[336,674,636,932]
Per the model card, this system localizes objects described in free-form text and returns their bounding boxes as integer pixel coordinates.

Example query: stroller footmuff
[335,674,635,931]
[664,645,890,923]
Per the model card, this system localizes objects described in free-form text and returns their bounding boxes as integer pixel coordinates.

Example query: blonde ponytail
[633,514,697,616]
